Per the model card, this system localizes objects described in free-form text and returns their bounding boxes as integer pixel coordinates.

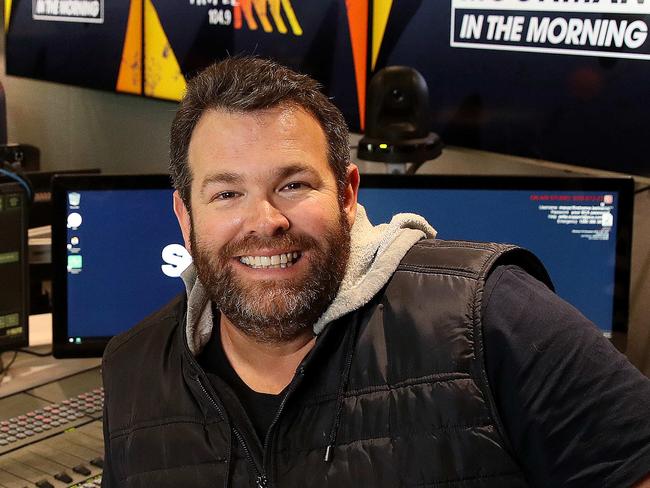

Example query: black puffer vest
[102,240,552,487]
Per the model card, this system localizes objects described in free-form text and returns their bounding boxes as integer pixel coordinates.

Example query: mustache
[215,232,318,259]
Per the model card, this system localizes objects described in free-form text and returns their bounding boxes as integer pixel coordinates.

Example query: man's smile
[237,251,302,269]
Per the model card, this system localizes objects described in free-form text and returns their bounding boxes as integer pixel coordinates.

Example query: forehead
[187,105,330,181]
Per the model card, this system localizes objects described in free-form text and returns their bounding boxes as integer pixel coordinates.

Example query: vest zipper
[261,365,305,485]
[195,376,266,485]
[256,475,269,487]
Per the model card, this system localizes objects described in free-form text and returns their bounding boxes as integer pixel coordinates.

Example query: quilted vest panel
[268,240,550,487]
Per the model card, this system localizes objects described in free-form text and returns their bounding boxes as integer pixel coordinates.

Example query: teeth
[239,252,301,269]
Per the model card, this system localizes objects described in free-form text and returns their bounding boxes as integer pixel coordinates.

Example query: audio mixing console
[0,368,104,488]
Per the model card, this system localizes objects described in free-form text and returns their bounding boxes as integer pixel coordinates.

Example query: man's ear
[342,163,360,228]
[173,190,192,253]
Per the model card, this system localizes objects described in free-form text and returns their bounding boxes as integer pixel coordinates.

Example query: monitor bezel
[0,182,30,353]
[359,174,634,347]
[52,174,174,358]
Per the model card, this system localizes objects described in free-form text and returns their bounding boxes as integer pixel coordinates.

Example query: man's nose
[244,198,290,236]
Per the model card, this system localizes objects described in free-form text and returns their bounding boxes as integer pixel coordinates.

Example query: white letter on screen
[161,244,192,277]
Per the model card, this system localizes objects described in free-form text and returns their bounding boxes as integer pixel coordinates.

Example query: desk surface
[0,314,101,399]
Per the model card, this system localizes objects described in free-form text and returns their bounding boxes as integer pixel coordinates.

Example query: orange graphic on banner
[116,0,143,95]
[234,0,302,35]
[345,0,368,129]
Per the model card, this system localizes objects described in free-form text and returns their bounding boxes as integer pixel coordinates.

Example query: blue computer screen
[65,189,187,339]
[359,188,619,335]
[64,184,621,341]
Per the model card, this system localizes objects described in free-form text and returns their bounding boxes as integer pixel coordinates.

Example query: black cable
[0,348,53,386]
[0,163,34,203]
[406,160,426,175]
[634,185,650,195]
[16,348,53,357]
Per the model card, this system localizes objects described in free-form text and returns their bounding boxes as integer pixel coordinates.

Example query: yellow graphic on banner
[372,0,393,70]
[5,0,13,31]
[144,0,186,100]
[116,0,143,95]
[234,0,302,36]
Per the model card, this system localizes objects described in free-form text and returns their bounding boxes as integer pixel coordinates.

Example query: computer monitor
[359,174,634,346]
[52,175,186,358]
[51,174,633,358]
[0,182,29,353]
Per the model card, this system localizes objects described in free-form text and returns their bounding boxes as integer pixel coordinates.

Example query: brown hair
[169,56,350,209]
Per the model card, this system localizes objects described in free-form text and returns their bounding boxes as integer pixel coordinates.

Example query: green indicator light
[8,195,21,208]
[0,252,19,264]
[0,315,20,331]
[6,314,19,327]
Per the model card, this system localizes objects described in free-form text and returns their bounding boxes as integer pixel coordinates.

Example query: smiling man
[101,57,650,488]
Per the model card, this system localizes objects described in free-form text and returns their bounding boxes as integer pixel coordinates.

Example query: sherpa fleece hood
[181,204,436,355]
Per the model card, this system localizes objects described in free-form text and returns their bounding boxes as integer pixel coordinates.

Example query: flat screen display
[52,174,633,358]
[52,175,187,357]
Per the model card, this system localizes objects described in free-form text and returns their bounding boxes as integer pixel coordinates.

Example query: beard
[190,212,351,344]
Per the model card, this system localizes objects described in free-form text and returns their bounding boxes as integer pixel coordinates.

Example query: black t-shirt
[197,265,650,487]
[197,320,284,442]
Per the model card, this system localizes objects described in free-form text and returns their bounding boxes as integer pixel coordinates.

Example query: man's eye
[282,182,308,191]
[215,191,239,200]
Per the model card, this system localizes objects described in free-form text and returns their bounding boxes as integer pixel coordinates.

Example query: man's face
[174,105,359,343]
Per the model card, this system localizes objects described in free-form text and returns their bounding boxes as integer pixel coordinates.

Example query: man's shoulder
[103,293,186,363]
[480,263,650,487]
[400,238,552,288]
